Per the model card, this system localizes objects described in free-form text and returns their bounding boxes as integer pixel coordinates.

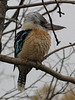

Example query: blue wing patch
[14,29,32,58]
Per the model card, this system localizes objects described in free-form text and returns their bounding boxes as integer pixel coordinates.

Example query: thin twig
[7,1,75,10]
[45,76,55,100]
[55,0,64,17]
[2,26,21,36]
[42,5,58,15]
[2,32,14,51]
[0,16,21,25]
[42,0,60,45]
[4,0,24,31]
[41,43,75,61]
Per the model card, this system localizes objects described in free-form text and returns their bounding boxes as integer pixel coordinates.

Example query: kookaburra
[14,12,65,91]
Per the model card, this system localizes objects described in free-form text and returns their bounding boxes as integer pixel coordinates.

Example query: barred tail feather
[17,72,26,91]
[17,65,32,91]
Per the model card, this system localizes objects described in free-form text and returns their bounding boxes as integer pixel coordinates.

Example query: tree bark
[0,0,7,53]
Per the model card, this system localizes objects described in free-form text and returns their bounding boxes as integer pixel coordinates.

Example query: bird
[14,12,65,91]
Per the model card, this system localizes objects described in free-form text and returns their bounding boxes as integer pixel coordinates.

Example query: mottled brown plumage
[15,12,65,91]
[18,28,51,61]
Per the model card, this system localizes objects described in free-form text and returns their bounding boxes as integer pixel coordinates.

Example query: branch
[4,0,24,30]
[7,1,75,10]
[0,16,18,23]
[0,54,75,84]
[42,43,75,61]
[0,0,7,53]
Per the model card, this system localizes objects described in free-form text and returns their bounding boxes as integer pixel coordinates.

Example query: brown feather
[17,27,51,91]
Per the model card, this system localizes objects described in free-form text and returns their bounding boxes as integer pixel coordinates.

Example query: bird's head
[22,12,65,31]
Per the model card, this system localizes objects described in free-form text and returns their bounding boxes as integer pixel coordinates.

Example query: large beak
[45,23,66,30]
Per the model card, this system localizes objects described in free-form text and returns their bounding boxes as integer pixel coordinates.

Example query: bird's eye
[33,20,36,24]
[40,21,45,27]
[41,21,44,25]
